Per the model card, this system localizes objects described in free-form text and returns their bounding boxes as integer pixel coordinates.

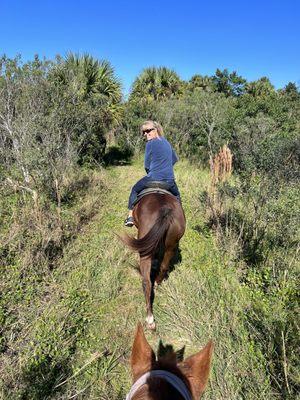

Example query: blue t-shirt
[144,137,178,181]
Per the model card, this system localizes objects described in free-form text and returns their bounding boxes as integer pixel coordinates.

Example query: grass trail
[4,159,274,399]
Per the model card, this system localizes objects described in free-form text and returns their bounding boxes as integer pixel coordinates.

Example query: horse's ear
[131,323,156,381]
[180,340,214,398]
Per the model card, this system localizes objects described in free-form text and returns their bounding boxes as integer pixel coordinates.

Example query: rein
[126,370,192,400]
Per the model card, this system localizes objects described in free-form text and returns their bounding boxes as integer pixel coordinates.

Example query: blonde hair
[140,120,164,136]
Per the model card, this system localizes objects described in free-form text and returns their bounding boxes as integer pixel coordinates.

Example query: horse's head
[127,323,213,400]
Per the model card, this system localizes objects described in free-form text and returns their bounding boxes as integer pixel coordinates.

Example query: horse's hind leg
[140,256,156,330]
[155,245,176,286]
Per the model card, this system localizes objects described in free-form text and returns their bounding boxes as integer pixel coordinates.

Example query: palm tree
[245,77,276,97]
[52,53,123,125]
[188,74,215,92]
[130,67,182,101]
[49,53,123,163]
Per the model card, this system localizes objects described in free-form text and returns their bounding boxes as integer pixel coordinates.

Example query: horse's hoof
[148,321,156,331]
[146,315,156,330]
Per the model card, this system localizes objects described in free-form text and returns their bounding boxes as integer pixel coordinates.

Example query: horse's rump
[121,206,174,258]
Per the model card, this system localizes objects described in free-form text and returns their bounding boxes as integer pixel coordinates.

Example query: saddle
[132,181,176,207]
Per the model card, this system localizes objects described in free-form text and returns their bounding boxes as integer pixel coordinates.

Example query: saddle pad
[132,188,175,207]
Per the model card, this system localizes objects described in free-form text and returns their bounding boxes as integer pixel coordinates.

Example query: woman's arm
[172,148,179,165]
[144,141,152,173]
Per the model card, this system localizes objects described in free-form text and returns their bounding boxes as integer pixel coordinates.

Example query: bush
[118,91,233,163]
[0,54,122,197]
[205,166,300,398]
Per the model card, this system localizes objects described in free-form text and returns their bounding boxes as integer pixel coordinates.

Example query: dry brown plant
[209,144,233,188]
[207,145,233,229]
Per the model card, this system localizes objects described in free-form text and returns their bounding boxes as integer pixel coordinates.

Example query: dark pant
[128,176,181,210]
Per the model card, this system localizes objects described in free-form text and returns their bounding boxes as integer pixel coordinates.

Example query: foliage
[212,68,247,96]
[280,82,300,100]
[118,90,233,163]
[0,54,70,191]
[129,66,183,101]
[245,77,276,97]
[205,116,299,398]
[49,53,123,164]
[0,168,107,398]
[116,98,161,153]
[0,54,123,198]
[187,74,215,93]
[157,91,233,161]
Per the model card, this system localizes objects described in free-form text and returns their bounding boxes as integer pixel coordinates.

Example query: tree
[50,53,123,163]
[0,55,57,185]
[130,67,182,101]
[0,53,123,194]
[280,82,300,101]
[188,74,215,93]
[51,53,122,125]
[213,68,246,97]
[245,77,276,97]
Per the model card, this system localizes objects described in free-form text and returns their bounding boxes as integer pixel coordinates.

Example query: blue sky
[1,0,300,95]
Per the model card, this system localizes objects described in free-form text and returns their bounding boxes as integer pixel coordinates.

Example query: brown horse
[121,192,185,330]
[126,323,213,400]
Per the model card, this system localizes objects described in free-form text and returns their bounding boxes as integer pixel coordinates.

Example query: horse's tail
[121,207,174,258]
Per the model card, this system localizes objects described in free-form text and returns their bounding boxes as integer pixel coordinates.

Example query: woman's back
[145,137,178,181]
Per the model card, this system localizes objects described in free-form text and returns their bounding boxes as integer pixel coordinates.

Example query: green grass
[0,159,280,399]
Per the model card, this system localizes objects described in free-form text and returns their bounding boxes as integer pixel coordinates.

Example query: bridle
[126,370,192,399]
[126,369,192,400]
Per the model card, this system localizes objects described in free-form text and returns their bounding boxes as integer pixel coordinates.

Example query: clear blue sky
[1,0,299,96]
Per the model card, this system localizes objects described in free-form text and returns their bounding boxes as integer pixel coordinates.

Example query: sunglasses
[143,128,155,134]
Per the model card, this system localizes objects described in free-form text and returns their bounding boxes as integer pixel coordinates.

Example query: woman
[125,120,181,227]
